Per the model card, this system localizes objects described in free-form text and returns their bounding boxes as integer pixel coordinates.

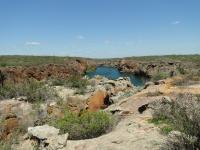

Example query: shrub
[50,78,65,86]
[172,73,200,86]
[65,76,88,89]
[85,66,96,74]
[162,131,198,150]
[50,76,89,94]
[151,72,168,82]
[172,76,188,86]
[150,94,200,149]
[160,126,174,135]
[0,79,58,103]
[177,66,186,75]
[50,76,88,88]
[148,116,174,135]
[49,111,115,140]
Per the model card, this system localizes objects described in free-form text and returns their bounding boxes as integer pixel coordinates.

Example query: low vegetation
[127,54,200,64]
[148,116,174,135]
[85,66,96,74]
[0,55,68,67]
[172,73,200,86]
[49,111,116,140]
[0,79,58,103]
[0,136,17,150]
[50,76,89,94]
[0,55,199,67]
[150,94,200,149]
[151,72,168,81]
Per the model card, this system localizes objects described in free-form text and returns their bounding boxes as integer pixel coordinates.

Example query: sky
[0,0,200,58]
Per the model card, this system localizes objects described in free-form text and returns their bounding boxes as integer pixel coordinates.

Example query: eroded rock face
[0,59,87,82]
[90,76,135,93]
[86,76,137,111]
[105,59,195,79]
[87,90,110,112]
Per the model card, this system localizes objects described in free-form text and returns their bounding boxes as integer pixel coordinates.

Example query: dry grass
[150,94,200,149]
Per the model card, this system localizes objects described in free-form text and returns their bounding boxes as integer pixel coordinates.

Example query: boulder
[28,125,59,140]
[87,90,111,112]
[20,125,68,150]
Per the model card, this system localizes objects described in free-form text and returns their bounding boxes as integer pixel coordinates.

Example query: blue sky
[0,0,200,58]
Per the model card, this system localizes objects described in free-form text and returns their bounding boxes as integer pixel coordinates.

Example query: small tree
[0,71,6,87]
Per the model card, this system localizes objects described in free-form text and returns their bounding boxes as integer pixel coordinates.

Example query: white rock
[28,125,60,140]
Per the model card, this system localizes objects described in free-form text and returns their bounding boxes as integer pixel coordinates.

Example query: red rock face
[87,90,109,112]
[0,59,87,82]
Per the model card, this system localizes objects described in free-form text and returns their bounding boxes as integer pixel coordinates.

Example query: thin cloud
[25,41,41,46]
[171,21,181,25]
[104,40,111,45]
[76,35,85,40]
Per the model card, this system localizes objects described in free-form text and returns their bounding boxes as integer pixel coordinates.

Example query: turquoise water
[86,66,148,86]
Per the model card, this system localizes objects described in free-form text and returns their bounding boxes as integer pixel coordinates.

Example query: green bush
[150,94,200,149]
[50,111,115,140]
[0,79,58,103]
